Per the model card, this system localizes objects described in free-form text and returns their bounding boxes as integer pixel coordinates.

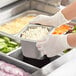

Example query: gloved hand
[30,10,70,27]
[36,34,72,57]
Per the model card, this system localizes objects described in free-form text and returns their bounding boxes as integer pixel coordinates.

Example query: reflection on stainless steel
[0,0,60,24]
[0,0,18,8]
[0,0,30,22]
[32,48,76,76]
[61,0,76,6]
[61,0,69,6]
[36,0,61,7]
[31,0,60,14]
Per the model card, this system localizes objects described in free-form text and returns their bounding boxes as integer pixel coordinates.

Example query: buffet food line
[0,0,76,76]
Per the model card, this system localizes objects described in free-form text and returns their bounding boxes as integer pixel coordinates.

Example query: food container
[0,12,35,35]
[0,0,30,22]
[19,24,53,41]
[31,0,60,15]
[18,24,53,59]
[9,48,60,68]
[0,52,39,75]
[0,10,48,35]
[0,31,21,55]
[34,0,61,7]
[65,25,76,34]
[51,24,72,35]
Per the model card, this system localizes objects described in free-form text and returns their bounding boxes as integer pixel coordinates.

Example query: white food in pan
[21,27,49,41]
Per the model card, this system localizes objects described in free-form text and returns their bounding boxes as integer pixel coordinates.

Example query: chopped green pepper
[0,35,20,53]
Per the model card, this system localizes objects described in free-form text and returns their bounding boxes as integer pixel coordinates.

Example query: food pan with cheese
[0,15,35,34]
[0,10,48,35]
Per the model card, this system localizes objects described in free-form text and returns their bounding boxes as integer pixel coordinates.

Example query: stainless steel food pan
[0,10,49,35]
[8,48,60,69]
[9,47,76,76]
[18,24,53,38]
[0,10,49,25]
[31,0,60,14]
[0,31,21,55]
[0,0,30,22]
[33,0,61,7]
[17,24,53,59]
[0,0,60,23]
[8,47,23,60]
[0,52,39,75]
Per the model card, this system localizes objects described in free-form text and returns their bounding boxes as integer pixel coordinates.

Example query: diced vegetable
[3,36,10,43]
[72,25,76,33]
[66,25,76,34]
[0,35,20,53]
[1,47,12,53]
[0,43,7,49]
[52,24,71,35]
[63,49,71,53]
[0,38,5,42]
[9,41,18,46]
[73,26,76,30]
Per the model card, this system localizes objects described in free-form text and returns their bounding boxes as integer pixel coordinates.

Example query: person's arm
[63,1,76,48]
[67,33,76,47]
[30,1,76,27]
[36,33,76,57]
[31,1,76,57]
[62,1,76,20]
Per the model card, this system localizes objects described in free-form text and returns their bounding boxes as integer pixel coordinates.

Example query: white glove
[30,11,70,27]
[36,34,72,57]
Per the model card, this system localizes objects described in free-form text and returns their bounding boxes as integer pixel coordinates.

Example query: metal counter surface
[32,48,76,76]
